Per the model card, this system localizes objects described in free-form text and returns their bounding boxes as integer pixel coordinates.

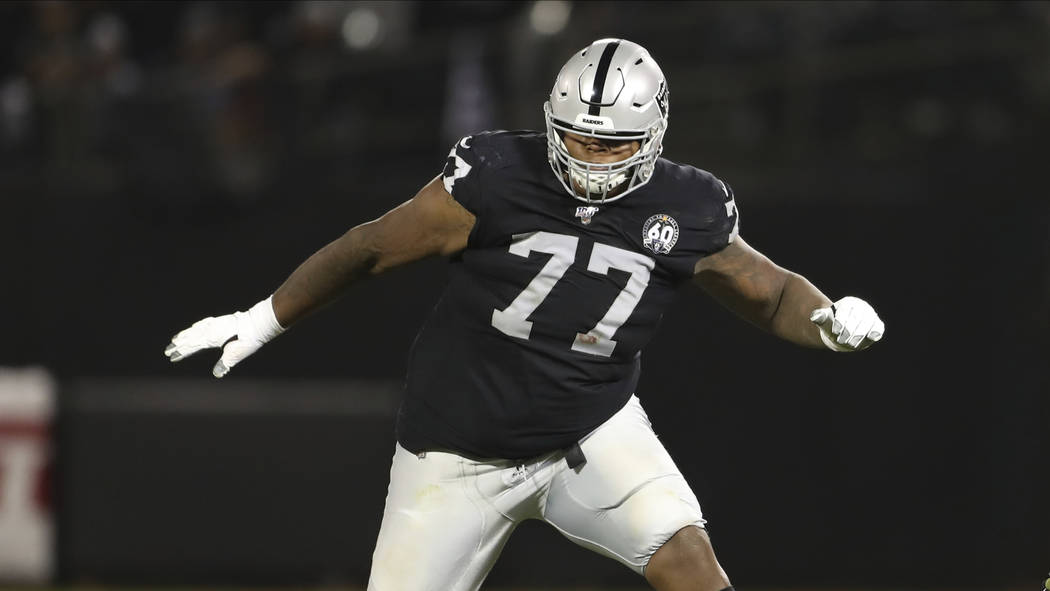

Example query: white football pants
[367,395,706,591]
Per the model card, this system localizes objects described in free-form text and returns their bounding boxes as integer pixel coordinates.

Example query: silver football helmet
[544,38,669,203]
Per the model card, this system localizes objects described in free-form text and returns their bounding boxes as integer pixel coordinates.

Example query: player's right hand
[809,295,884,352]
[164,297,285,378]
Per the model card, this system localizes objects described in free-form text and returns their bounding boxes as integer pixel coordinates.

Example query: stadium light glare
[342,8,383,50]
[530,1,572,36]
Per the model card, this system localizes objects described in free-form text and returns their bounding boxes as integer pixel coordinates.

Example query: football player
[165,39,884,591]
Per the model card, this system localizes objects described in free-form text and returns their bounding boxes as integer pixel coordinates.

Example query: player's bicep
[366,175,476,274]
[692,236,788,317]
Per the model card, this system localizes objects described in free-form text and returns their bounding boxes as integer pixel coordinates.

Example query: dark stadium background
[0,1,1047,589]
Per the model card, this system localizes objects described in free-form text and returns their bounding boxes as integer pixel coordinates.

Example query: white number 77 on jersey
[491,231,654,357]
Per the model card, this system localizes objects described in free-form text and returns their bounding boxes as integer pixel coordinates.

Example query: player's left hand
[809,296,884,352]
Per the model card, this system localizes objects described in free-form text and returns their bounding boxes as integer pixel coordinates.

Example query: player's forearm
[695,239,829,348]
[271,222,382,327]
[766,271,832,348]
[270,180,474,328]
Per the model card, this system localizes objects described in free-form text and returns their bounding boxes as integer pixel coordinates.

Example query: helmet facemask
[545,102,666,203]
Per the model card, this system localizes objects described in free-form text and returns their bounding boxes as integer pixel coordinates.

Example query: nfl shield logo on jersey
[642,214,680,254]
[575,206,600,225]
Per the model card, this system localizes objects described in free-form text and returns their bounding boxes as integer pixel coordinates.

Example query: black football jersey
[396,130,739,460]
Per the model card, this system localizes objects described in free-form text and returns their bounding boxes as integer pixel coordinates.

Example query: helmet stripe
[587,40,621,116]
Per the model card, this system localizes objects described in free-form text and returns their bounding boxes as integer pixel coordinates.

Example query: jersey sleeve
[683,171,741,262]
[713,177,740,249]
[441,134,496,216]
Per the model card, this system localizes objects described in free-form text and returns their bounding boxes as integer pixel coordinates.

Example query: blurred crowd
[1,1,439,206]
[1,1,1048,213]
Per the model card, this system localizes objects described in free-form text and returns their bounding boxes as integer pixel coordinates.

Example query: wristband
[247,296,286,342]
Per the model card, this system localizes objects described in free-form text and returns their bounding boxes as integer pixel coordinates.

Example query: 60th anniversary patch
[642,214,679,254]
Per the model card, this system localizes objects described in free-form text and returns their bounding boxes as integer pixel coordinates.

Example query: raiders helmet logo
[655,81,669,119]
[642,214,679,254]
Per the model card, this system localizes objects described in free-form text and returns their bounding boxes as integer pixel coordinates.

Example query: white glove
[164,296,285,377]
[809,296,884,352]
